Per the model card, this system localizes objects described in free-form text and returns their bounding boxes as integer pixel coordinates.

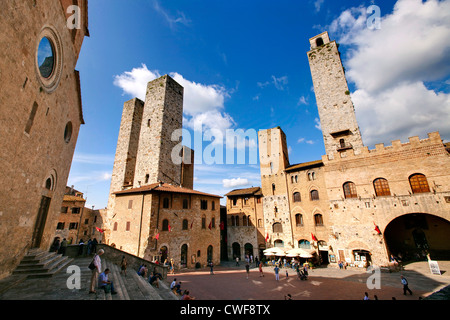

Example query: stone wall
[0,0,88,279]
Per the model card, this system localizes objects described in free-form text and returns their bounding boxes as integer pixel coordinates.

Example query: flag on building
[265,233,269,242]
[155,233,160,240]
[311,233,318,242]
[208,221,212,230]
[374,222,382,235]
[95,227,104,233]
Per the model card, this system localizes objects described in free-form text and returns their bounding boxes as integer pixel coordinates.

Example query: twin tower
[108,75,194,215]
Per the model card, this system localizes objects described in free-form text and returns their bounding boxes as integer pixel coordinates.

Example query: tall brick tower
[307,32,364,157]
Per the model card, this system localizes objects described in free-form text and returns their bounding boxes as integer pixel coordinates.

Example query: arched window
[298,239,311,249]
[274,240,284,248]
[310,190,319,201]
[293,192,301,202]
[291,176,294,183]
[316,37,324,47]
[343,182,357,199]
[163,197,170,208]
[273,222,283,233]
[230,216,235,227]
[242,215,248,226]
[162,219,169,231]
[235,215,239,226]
[314,214,324,226]
[272,183,276,195]
[409,173,430,194]
[295,214,303,226]
[295,175,298,183]
[373,178,391,196]
[182,219,188,230]
[113,222,118,231]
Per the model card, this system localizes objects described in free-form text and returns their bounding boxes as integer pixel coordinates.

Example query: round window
[64,122,73,143]
[37,37,55,79]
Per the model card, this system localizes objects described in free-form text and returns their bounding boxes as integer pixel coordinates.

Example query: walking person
[259,261,264,277]
[245,262,250,279]
[400,275,412,295]
[89,249,104,294]
[274,265,280,281]
[209,261,214,275]
[59,238,68,255]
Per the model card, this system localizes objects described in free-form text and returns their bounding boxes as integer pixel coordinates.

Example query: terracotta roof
[224,187,261,197]
[63,195,86,202]
[285,159,323,172]
[114,182,222,198]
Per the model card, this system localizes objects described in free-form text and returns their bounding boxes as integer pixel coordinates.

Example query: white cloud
[314,118,322,131]
[113,64,235,135]
[113,64,160,101]
[297,96,308,105]
[257,75,289,91]
[329,0,450,145]
[314,0,325,12]
[68,171,112,185]
[73,153,115,165]
[153,0,191,30]
[222,178,250,189]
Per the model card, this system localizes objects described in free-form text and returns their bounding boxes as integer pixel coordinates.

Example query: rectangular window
[126,221,131,231]
[61,206,68,213]
[128,200,133,209]
[25,102,38,134]
[84,218,89,224]
[56,222,65,230]
[211,201,215,210]
[201,200,208,210]
[69,223,78,230]
[71,207,80,214]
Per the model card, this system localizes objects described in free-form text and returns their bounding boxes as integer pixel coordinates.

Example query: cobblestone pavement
[0,259,449,301]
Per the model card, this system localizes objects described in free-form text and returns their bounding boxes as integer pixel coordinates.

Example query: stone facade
[0,0,88,279]
[54,186,105,245]
[247,31,450,268]
[224,187,264,260]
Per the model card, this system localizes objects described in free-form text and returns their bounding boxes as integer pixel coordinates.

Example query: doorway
[181,244,188,268]
[31,196,51,248]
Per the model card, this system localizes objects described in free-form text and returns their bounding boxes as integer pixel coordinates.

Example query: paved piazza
[167,261,450,300]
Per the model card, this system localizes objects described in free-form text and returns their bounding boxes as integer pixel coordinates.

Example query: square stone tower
[258,127,294,249]
[107,75,185,226]
[307,32,364,158]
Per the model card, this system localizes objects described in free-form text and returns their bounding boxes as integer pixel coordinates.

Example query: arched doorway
[180,244,188,268]
[318,241,329,265]
[384,213,450,261]
[244,243,253,260]
[160,246,168,263]
[232,242,241,260]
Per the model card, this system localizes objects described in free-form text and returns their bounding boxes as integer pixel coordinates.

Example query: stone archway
[384,213,450,261]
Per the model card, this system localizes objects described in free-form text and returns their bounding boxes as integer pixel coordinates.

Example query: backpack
[88,255,97,270]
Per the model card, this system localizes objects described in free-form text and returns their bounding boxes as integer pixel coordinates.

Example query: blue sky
[68,0,450,209]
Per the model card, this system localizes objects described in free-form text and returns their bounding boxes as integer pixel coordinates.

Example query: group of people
[49,237,68,255]
[170,278,195,300]
[89,249,118,295]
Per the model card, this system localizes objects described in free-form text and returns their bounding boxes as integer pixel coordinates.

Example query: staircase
[12,249,73,279]
[91,259,179,300]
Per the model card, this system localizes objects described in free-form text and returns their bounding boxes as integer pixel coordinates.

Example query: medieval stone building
[105,75,221,269]
[224,187,265,261]
[0,0,89,279]
[229,31,450,268]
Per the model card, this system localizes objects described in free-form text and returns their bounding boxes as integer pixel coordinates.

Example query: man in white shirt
[89,249,104,294]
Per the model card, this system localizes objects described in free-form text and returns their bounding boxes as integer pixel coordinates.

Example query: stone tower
[134,75,184,187]
[307,32,364,158]
[258,127,294,248]
[107,75,186,225]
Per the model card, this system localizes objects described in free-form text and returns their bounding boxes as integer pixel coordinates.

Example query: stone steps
[12,249,73,279]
